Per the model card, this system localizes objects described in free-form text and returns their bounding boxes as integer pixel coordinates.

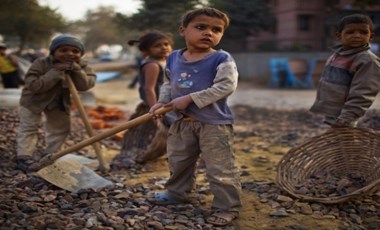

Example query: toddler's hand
[71,62,82,71]
[169,95,192,111]
[149,103,165,119]
[53,62,73,71]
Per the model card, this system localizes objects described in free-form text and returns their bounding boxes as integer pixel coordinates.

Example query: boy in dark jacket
[16,34,96,172]
[310,14,380,127]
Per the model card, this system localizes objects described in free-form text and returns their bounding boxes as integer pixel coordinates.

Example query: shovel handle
[66,75,107,172]
[32,106,173,170]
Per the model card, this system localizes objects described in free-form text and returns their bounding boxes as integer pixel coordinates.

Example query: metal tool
[33,104,172,192]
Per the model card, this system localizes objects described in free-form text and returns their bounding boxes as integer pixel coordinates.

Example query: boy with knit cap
[16,34,96,173]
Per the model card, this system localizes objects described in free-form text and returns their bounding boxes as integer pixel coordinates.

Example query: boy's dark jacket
[310,43,380,125]
[20,56,96,114]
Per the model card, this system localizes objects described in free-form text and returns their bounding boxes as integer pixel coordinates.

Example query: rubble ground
[1,73,380,229]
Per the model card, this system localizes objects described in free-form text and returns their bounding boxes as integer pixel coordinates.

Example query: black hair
[128,31,173,52]
[181,7,230,29]
[337,14,374,32]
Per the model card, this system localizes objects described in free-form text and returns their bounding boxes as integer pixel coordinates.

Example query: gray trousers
[165,120,242,214]
[17,106,70,158]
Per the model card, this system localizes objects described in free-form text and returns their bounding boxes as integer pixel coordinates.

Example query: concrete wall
[232,52,331,83]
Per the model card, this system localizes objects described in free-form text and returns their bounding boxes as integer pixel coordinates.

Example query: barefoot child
[149,7,241,226]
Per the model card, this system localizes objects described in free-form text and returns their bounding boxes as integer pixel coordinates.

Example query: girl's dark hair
[337,14,374,32]
[181,7,230,28]
[128,31,173,52]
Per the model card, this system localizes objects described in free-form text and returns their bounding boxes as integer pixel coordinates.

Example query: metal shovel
[32,105,173,191]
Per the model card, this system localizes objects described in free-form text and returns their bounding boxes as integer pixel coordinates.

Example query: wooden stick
[32,106,172,171]
[66,75,107,172]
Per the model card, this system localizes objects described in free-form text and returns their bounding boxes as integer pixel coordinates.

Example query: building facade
[246,0,380,51]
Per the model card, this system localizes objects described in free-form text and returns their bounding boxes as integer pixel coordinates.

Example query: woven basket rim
[276,127,380,204]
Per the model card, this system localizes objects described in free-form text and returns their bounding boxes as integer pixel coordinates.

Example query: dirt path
[91,73,380,112]
[90,73,380,229]
[1,70,379,229]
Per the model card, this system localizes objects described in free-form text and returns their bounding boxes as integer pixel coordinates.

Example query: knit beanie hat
[49,34,85,56]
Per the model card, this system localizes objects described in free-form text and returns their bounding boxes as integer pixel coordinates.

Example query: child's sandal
[206,211,236,226]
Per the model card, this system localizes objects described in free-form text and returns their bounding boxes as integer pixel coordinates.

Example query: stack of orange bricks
[86,105,127,141]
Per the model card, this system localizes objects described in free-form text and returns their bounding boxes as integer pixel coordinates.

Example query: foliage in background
[115,0,203,49]
[80,6,123,52]
[0,0,66,52]
[115,0,276,50]
[210,0,275,39]
[209,0,276,51]
[0,0,378,54]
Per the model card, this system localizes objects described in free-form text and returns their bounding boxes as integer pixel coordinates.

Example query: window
[298,14,311,31]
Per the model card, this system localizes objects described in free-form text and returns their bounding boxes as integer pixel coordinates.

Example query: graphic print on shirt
[178,71,194,88]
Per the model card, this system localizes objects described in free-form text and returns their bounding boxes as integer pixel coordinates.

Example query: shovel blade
[59,153,99,170]
[36,157,113,193]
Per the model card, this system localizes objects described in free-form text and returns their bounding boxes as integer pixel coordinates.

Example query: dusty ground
[89,72,380,229]
[1,67,380,229]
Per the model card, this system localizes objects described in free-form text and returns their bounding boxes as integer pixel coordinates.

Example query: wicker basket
[276,127,380,204]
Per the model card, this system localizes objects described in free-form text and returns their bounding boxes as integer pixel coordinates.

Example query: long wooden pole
[32,105,172,171]
[65,75,107,172]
